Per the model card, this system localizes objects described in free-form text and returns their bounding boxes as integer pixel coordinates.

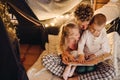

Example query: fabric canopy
[26,0,82,20]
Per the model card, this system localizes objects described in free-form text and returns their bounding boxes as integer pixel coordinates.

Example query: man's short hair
[74,3,93,22]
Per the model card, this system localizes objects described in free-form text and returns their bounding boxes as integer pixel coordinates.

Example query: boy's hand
[89,54,96,59]
[85,54,96,60]
[84,58,98,65]
[77,54,85,63]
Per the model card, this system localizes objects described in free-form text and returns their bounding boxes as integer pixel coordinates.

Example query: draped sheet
[26,0,82,20]
[94,1,120,24]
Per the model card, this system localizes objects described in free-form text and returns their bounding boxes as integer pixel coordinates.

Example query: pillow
[28,68,62,80]
[107,32,119,75]
[47,35,59,54]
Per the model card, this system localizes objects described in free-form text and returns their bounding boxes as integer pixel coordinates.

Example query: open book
[68,53,112,66]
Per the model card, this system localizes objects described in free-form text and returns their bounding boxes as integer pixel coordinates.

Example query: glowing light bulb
[60,15,64,19]
[45,24,49,27]
[50,23,55,26]
[65,14,69,19]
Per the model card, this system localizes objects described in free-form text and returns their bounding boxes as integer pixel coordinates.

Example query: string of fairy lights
[0,2,17,41]
[0,0,95,33]
[42,13,73,27]
[0,0,72,41]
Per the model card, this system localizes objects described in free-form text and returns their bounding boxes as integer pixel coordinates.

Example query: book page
[68,53,112,66]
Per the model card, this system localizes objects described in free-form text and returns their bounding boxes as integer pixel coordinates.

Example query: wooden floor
[20,44,43,71]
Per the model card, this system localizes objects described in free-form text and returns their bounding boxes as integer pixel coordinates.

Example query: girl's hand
[77,54,85,63]
[62,54,69,64]
[68,55,75,62]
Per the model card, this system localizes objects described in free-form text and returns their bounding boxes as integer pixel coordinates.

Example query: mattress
[27,32,120,80]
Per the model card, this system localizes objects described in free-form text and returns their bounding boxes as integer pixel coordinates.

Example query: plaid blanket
[42,54,116,80]
[79,62,115,80]
[42,54,65,77]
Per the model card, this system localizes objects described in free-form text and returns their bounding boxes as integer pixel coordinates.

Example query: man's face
[76,20,89,30]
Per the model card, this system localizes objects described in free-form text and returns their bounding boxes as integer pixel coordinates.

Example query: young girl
[58,22,80,80]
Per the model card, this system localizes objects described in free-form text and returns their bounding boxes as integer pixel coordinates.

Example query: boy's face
[90,23,105,37]
[76,19,89,30]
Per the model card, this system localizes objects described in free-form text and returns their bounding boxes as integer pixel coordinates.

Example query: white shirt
[78,28,110,56]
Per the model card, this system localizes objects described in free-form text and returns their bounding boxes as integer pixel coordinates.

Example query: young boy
[76,13,110,73]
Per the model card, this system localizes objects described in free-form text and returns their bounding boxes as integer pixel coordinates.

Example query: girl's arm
[62,50,75,64]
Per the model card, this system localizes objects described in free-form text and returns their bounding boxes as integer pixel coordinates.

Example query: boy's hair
[89,13,107,26]
[74,3,93,22]
[59,22,79,51]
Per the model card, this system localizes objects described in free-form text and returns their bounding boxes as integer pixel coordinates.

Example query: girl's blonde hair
[59,22,79,52]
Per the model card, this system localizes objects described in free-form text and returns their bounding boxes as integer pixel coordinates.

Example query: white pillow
[47,35,59,54]
[107,32,119,75]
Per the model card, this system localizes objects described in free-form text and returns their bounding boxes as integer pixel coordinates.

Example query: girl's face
[67,28,80,50]
[76,20,89,30]
[89,23,105,37]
